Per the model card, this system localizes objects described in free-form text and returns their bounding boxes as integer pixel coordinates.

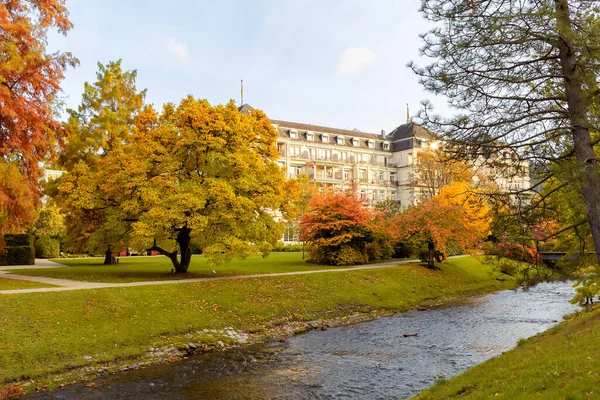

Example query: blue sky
[48,0,449,134]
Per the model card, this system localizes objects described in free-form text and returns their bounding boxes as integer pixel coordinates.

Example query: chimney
[381,129,386,138]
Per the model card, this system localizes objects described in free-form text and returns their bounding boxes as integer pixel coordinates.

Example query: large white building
[244,104,531,208]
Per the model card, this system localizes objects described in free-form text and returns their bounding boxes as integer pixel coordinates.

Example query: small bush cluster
[35,237,61,258]
[1,234,35,265]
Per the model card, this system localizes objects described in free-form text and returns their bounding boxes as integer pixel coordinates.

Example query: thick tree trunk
[175,227,192,273]
[146,227,192,274]
[103,246,117,265]
[555,0,600,266]
[427,239,435,269]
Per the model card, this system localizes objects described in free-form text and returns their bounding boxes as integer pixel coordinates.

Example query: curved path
[0,258,425,295]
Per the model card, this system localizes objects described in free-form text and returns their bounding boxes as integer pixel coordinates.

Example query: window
[306,131,314,141]
[337,135,345,145]
[322,134,329,143]
[352,137,360,147]
[290,129,298,139]
[368,139,375,149]
[383,141,390,150]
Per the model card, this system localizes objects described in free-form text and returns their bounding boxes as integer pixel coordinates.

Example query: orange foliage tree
[397,182,490,268]
[300,188,393,265]
[0,0,77,234]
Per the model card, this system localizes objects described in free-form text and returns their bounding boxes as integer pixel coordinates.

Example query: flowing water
[32,281,579,399]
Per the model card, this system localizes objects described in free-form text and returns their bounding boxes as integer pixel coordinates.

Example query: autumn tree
[411,0,600,266]
[301,188,392,265]
[60,98,294,273]
[58,60,146,169]
[56,61,146,262]
[412,148,474,201]
[397,182,490,268]
[0,0,76,234]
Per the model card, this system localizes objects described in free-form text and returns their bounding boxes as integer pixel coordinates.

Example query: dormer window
[337,135,344,145]
[352,137,360,147]
[383,141,390,150]
[322,134,329,143]
[290,129,298,139]
[306,131,314,141]
[368,139,375,149]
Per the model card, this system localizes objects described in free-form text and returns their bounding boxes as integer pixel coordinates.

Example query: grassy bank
[415,306,600,399]
[0,255,513,390]
[10,253,337,283]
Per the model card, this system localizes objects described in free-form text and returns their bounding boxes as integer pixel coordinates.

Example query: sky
[47,0,450,134]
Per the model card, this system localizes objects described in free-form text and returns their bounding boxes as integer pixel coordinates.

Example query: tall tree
[58,60,146,169]
[60,98,295,273]
[0,0,76,233]
[56,61,146,261]
[411,0,600,265]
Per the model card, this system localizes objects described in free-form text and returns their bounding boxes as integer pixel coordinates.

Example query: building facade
[241,104,531,208]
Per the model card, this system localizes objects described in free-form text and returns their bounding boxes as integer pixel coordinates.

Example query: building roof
[270,119,383,141]
[388,122,436,142]
[238,103,255,115]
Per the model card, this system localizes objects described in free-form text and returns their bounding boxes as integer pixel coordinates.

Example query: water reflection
[31,281,579,399]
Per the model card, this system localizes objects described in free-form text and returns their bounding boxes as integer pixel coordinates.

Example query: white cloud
[335,47,375,76]
[166,37,190,64]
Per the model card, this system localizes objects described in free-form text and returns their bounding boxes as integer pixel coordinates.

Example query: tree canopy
[0,0,76,234]
[411,0,600,265]
[396,182,490,268]
[60,98,296,272]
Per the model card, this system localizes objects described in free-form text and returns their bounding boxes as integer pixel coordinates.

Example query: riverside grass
[0,255,513,389]
[415,306,600,400]
[10,253,338,283]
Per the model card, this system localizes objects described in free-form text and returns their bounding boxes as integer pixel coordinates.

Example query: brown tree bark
[555,0,600,265]
[147,226,193,273]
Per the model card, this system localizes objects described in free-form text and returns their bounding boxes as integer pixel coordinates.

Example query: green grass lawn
[10,252,338,283]
[0,256,513,388]
[415,306,600,399]
[0,278,56,290]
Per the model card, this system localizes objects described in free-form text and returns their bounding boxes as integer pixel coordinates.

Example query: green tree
[56,61,146,261]
[411,0,600,266]
[58,60,146,170]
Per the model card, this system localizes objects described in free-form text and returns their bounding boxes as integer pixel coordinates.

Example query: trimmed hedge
[35,237,60,258]
[2,234,35,265]
[4,233,33,247]
[5,246,35,265]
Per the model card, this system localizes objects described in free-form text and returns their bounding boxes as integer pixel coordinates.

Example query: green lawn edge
[415,305,600,400]
[0,255,514,392]
[10,253,338,283]
[0,278,57,290]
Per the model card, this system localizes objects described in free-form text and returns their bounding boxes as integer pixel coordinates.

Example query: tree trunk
[427,239,435,269]
[146,228,192,274]
[175,227,192,273]
[555,0,600,266]
[103,246,117,265]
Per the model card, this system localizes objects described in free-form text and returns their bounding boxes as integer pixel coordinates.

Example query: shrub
[392,242,415,259]
[4,233,32,247]
[271,242,303,252]
[5,246,35,265]
[365,237,394,262]
[315,245,367,266]
[35,237,60,258]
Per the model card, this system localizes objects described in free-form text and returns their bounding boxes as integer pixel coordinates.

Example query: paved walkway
[0,258,423,295]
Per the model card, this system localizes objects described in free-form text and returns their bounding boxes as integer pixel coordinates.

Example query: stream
[32,281,580,399]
